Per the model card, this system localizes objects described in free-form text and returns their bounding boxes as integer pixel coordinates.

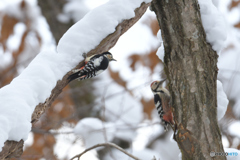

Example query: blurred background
[0,0,240,159]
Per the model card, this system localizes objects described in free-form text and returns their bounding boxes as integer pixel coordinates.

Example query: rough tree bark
[151,0,225,160]
[0,2,150,159]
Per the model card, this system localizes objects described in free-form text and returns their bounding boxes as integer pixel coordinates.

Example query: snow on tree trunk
[151,0,226,159]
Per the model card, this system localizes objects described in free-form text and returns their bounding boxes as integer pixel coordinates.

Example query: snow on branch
[0,0,150,158]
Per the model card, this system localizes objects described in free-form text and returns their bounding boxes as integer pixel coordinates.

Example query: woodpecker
[68,52,116,82]
[150,79,174,131]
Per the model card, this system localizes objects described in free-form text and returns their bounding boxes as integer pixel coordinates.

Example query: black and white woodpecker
[150,79,174,131]
[68,52,116,82]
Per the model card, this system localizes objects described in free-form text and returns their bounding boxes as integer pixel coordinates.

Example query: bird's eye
[154,82,157,85]
[160,90,164,93]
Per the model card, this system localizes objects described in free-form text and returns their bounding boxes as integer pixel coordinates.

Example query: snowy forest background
[0,0,240,159]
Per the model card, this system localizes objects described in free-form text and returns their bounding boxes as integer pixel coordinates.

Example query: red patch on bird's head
[151,81,157,87]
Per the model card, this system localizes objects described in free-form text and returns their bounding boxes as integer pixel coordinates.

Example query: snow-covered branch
[31,1,150,123]
[0,0,150,159]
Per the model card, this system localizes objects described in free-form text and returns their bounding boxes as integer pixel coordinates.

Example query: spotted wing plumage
[67,55,108,82]
[154,93,168,130]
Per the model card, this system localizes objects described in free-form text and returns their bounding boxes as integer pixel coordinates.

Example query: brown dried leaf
[20,0,26,9]
[147,49,161,72]
[25,86,74,159]
[22,134,56,160]
[234,22,240,29]
[141,98,155,119]
[128,50,161,73]
[223,100,236,120]
[230,0,240,9]
[108,67,127,89]
[150,19,159,36]
[129,54,142,71]
[0,15,19,51]
[142,17,159,36]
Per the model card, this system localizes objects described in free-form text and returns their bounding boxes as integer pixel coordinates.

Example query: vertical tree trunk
[151,0,225,159]
[38,0,74,43]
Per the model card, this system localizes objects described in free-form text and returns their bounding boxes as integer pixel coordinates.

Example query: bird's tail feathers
[67,71,84,82]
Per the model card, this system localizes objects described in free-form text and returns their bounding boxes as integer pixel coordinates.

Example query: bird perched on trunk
[150,79,174,131]
[68,52,116,82]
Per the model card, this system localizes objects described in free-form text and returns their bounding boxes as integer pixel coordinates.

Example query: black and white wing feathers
[154,93,168,130]
[67,55,109,82]
[154,94,163,119]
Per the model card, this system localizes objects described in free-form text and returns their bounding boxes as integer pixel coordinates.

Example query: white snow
[156,29,164,62]
[218,38,240,118]
[198,0,228,53]
[85,0,109,10]
[54,123,98,160]
[0,0,151,152]
[3,0,41,31]
[222,135,230,148]
[217,80,229,120]
[58,0,89,23]
[6,23,26,51]
[110,9,160,101]
[92,72,144,141]
[156,0,228,61]
[133,120,164,150]
[74,118,115,149]
[0,51,12,69]
[152,132,180,160]
[0,49,72,150]
[228,121,240,138]
[57,0,151,56]
[0,0,43,70]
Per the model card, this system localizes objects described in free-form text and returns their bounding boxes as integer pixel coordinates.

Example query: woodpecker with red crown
[150,79,174,131]
[68,52,116,82]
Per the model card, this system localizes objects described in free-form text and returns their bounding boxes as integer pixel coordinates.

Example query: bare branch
[0,2,150,159]
[70,142,140,160]
[0,140,24,160]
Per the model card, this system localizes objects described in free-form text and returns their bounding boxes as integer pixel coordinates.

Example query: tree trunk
[38,0,74,43]
[151,0,225,159]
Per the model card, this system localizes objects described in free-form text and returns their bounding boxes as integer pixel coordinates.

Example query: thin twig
[100,86,116,160]
[70,142,141,160]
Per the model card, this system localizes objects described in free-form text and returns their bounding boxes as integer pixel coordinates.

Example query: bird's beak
[159,78,166,85]
[112,59,117,61]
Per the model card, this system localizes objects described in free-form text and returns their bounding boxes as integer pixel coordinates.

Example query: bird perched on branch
[150,79,174,131]
[68,52,116,82]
